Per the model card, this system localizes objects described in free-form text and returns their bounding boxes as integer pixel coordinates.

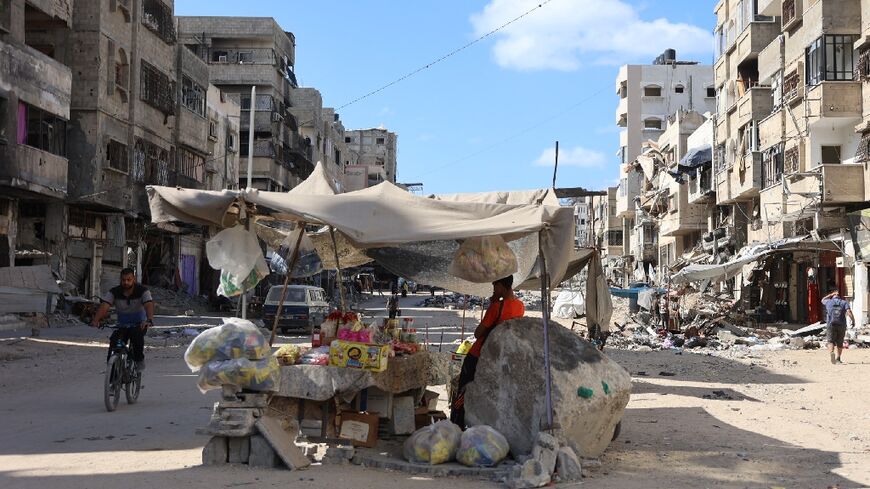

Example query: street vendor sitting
[451,275,525,428]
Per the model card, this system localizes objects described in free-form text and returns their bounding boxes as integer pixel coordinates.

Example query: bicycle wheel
[104,355,122,411]
[125,362,141,404]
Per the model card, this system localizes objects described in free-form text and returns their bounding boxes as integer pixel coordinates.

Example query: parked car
[262,285,330,334]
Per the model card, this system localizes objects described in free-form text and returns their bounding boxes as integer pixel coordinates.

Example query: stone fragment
[228,436,250,464]
[465,318,631,458]
[555,446,583,481]
[508,459,551,489]
[531,432,558,475]
[249,434,283,468]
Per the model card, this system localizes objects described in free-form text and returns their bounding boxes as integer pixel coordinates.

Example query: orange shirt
[468,297,525,357]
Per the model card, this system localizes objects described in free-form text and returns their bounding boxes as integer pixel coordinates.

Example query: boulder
[555,446,583,481]
[508,459,551,489]
[465,317,630,458]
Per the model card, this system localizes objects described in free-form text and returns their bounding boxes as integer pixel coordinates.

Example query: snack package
[449,235,518,283]
[184,318,270,371]
[274,344,306,365]
[196,356,279,393]
[456,425,510,467]
[297,345,331,365]
[403,419,462,465]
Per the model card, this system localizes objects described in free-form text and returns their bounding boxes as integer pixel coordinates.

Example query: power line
[336,0,554,111]
[418,84,611,177]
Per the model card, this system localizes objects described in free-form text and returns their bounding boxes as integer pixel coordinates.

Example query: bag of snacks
[184,318,269,371]
[403,419,462,465]
[196,356,280,393]
[456,425,510,467]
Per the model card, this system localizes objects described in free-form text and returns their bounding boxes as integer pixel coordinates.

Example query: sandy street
[1,293,869,489]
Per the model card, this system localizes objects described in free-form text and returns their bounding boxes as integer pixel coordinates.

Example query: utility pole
[552,141,559,188]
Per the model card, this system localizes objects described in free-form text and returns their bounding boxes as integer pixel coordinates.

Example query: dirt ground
[1,292,868,489]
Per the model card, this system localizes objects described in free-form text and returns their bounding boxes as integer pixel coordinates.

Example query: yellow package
[329,340,390,373]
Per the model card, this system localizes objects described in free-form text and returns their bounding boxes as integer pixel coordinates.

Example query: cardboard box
[339,411,379,448]
[414,411,448,430]
[329,340,390,372]
[361,387,393,418]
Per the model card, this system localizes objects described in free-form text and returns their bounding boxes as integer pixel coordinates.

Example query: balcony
[736,87,774,128]
[718,151,763,203]
[715,56,728,87]
[615,170,642,218]
[757,41,783,84]
[758,0,782,15]
[615,97,628,127]
[0,40,71,119]
[806,82,862,119]
[659,192,708,237]
[785,164,865,203]
[687,165,715,204]
[0,145,68,199]
[734,21,781,66]
[759,112,784,150]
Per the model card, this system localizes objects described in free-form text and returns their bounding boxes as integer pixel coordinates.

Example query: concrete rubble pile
[417,291,540,311]
[148,286,211,315]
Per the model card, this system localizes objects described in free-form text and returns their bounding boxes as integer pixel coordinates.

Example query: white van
[263,285,330,334]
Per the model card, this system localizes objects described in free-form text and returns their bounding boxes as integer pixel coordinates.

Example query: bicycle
[101,325,143,412]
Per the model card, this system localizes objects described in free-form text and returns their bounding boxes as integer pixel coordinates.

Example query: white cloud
[379,106,394,116]
[470,0,713,71]
[533,145,605,167]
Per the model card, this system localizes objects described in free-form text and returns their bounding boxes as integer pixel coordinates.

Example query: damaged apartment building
[343,128,398,191]
[607,0,870,329]
[1,0,240,300]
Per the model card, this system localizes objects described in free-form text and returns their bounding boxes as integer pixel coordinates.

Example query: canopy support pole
[329,226,347,311]
[538,231,555,431]
[269,222,307,346]
[240,206,249,320]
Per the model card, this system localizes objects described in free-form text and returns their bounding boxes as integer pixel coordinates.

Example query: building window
[238,52,253,63]
[643,85,662,97]
[674,85,684,94]
[782,0,797,25]
[784,145,800,174]
[607,230,623,246]
[855,133,870,162]
[208,120,218,140]
[762,144,784,188]
[177,148,204,183]
[806,35,859,86]
[115,48,130,102]
[345,136,352,143]
[181,75,205,116]
[227,134,235,152]
[376,137,385,145]
[142,0,176,44]
[706,86,716,98]
[106,140,129,173]
[212,50,228,63]
[821,145,841,164]
[134,138,169,185]
[68,208,107,240]
[20,102,67,157]
[854,48,870,81]
[140,60,176,115]
[643,118,662,130]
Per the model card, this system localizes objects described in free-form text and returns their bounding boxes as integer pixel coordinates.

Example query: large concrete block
[228,436,250,464]
[248,434,283,468]
[202,436,228,466]
[389,396,416,435]
[465,318,631,458]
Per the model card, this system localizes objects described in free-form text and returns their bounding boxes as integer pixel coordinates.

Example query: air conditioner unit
[218,55,227,63]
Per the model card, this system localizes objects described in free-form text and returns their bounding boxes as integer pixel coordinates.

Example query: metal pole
[246,85,256,189]
[538,231,555,430]
[240,208,249,319]
[269,223,307,346]
[552,140,559,189]
[329,226,347,311]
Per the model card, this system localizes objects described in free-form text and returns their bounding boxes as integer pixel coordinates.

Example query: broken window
[643,85,662,97]
[784,145,799,173]
[706,86,716,98]
[782,0,796,25]
[376,137,385,145]
[238,51,253,63]
[136,138,169,185]
[140,60,176,115]
[68,208,107,240]
[674,85,684,94]
[212,50,228,63]
[177,148,204,183]
[181,75,205,116]
[643,118,662,130]
[821,145,841,165]
[762,144,784,187]
[345,136,352,143]
[21,102,66,157]
[783,69,800,100]
[106,139,129,173]
[142,0,175,45]
[607,230,623,246]
[209,120,218,140]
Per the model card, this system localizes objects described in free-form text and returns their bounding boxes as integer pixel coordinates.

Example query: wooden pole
[329,226,347,311]
[269,223,307,346]
[538,231,555,431]
[552,140,559,188]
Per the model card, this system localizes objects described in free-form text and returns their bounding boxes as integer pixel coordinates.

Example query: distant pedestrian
[387,288,400,319]
[822,290,854,364]
[658,293,669,331]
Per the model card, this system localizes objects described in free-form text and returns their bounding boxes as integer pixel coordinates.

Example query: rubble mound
[465,317,630,458]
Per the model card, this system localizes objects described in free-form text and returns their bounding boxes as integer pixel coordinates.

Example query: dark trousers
[450,354,479,428]
[108,327,145,362]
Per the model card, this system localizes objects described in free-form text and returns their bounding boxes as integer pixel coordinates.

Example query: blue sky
[176,0,717,194]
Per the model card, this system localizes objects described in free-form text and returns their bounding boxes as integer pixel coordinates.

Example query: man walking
[822,289,854,364]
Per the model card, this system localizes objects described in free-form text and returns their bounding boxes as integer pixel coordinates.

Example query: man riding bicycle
[91,268,155,371]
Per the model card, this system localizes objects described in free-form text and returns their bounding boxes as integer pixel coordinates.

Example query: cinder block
[202,436,228,466]
[248,434,283,469]
[228,436,250,464]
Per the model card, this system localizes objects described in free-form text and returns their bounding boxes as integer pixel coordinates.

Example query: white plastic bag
[449,235,518,283]
[403,419,462,465]
[456,425,510,467]
[217,254,269,297]
[184,318,270,371]
[206,226,262,287]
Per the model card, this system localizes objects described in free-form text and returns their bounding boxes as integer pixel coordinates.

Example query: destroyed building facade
[343,128,398,192]
[610,1,870,329]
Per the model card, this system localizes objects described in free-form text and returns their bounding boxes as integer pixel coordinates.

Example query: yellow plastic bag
[403,419,462,465]
[196,356,279,393]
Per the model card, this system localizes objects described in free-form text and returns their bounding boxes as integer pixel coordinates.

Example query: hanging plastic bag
[269,226,323,278]
[184,318,270,371]
[206,226,262,287]
[449,235,518,283]
[403,419,462,465]
[456,425,510,467]
[217,255,269,297]
[196,356,280,393]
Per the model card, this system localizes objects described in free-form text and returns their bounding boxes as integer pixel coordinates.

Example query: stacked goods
[449,236,517,283]
[184,318,277,393]
[456,425,510,467]
[403,419,463,465]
